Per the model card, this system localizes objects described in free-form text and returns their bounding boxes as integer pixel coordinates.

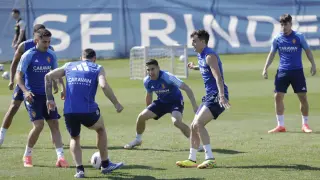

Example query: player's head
[190,29,209,53]
[33,24,46,36]
[11,9,20,20]
[145,59,160,79]
[280,14,292,35]
[81,48,96,62]
[35,29,52,51]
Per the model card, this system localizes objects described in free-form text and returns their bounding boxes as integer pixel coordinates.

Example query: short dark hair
[145,59,158,66]
[36,29,52,39]
[82,48,96,59]
[12,9,20,14]
[280,14,292,24]
[190,29,210,44]
[33,24,46,33]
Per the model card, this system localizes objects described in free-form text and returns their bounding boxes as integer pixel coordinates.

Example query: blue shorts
[147,100,184,120]
[274,69,307,93]
[197,93,229,120]
[25,95,60,121]
[64,108,100,137]
[12,85,24,101]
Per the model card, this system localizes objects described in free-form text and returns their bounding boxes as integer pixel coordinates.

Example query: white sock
[188,148,197,162]
[0,128,7,139]
[302,116,308,125]
[24,146,33,157]
[203,144,214,160]
[135,133,142,142]
[276,115,284,126]
[55,147,64,159]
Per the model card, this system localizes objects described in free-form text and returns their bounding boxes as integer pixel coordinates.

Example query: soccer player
[0,24,63,147]
[176,29,230,169]
[124,59,200,150]
[44,49,124,178]
[11,9,26,50]
[16,29,68,167]
[262,14,317,133]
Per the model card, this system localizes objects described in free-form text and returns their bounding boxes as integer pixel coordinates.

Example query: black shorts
[147,100,184,120]
[64,108,100,137]
[274,69,307,93]
[197,93,229,120]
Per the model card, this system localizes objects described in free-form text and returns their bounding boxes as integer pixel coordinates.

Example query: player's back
[143,70,183,103]
[197,47,228,96]
[64,60,101,114]
[273,31,308,70]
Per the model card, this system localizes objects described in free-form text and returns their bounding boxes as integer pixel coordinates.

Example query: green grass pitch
[0,51,319,180]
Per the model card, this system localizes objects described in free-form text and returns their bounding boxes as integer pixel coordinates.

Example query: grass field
[0,51,319,180]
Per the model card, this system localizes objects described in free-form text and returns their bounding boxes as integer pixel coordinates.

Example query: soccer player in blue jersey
[44,49,124,178]
[262,14,316,133]
[0,24,64,146]
[16,29,68,168]
[176,29,231,169]
[124,59,199,150]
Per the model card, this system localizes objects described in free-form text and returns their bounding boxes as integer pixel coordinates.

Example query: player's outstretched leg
[0,100,22,146]
[124,109,156,149]
[89,116,124,174]
[268,92,286,133]
[23,120,44,167]
[297,93,312,133]
[47,119,69,167]
[176,106,216,169]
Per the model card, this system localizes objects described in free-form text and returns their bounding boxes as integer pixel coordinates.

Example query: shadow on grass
[217,164,320,171]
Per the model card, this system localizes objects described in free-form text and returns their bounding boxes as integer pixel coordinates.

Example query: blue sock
[101,159,109,168]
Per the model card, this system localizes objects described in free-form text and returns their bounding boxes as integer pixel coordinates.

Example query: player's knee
[33,121,45,131]
[274,93,284,102]
[9,100,21,111]
[172,119,181,127]
[137,113,149,122]
[298,94,308,104]
[191,121,203,131]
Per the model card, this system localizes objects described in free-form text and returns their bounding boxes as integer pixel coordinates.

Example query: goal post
[129,45,189,80]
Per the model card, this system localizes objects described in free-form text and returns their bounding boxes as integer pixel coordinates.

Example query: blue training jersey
[17,47,58,95]
[144,70,183,103]
[197,47,228,96]
[271,31,310,71]
[63,60,101,114]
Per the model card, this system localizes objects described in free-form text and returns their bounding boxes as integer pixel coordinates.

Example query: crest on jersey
[292,39,296,44]
[161,84,165,89]
[47,57,51,63]
[31,111,36,118]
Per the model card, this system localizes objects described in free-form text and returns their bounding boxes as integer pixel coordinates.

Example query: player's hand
[114,103,124,113]
[60,90,65,100]
[24,91,34,104]
[310,64,316,76]
[46,100,56,112]
[219,95,231,109]
[187,62,195,69]
[8,82,14,90]
[262,69,268,79]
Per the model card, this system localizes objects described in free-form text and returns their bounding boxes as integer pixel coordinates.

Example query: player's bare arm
[145,92,153,106]
[45,67,65,111]
[98,67,123,113]
[12,34,17,47]
[304,49,317,76]
[9,42,25,90]
[179,83,198,113]
[262,51,276,79]
[16,71,34,103]
[187,62,199,70]
[206,54,231,109]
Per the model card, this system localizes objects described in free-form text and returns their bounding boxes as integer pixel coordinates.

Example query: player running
[176,29,230,169]
[16,29,68,168]
[124,59,201,151]
[0,24,64,147]
[44,49,124,178]
[262,14,316,133]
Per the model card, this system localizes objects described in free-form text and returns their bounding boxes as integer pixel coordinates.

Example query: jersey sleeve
[163,72,183,88]
[297,33,310,50]
[270,36,278,52]
[143,77,152,93]
[17,52,32,73]
[50,51,58,69]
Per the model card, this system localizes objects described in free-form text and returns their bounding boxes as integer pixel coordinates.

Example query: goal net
[129,45,189,80]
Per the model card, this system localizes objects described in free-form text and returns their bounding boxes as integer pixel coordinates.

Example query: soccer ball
[179,55,185,62]
[90,152,101,169]
[2,71,9,80]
